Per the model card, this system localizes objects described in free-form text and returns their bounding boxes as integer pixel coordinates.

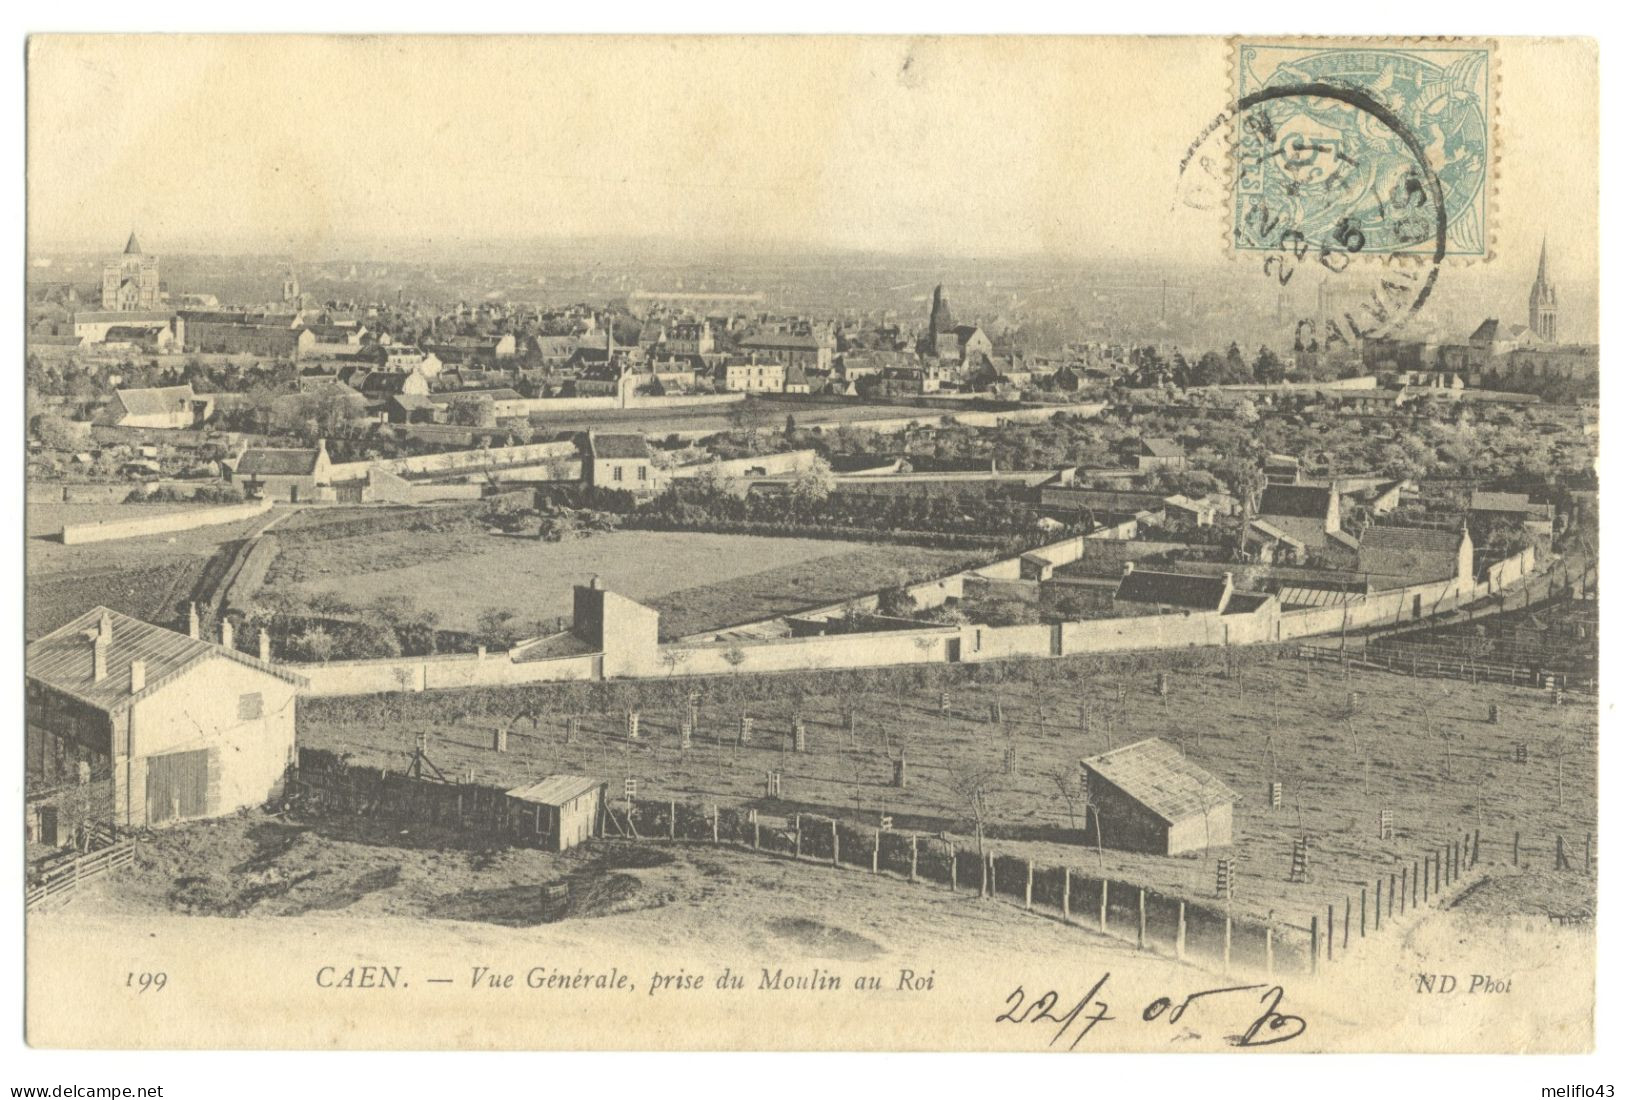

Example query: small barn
[506,775,606,852]
[1080,738,1236,856]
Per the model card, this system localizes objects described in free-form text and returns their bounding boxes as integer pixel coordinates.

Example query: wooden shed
[1080,738,1235,856]
[506,775,606,853]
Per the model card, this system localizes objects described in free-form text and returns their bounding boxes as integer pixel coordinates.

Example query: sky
[27,35,1598,284]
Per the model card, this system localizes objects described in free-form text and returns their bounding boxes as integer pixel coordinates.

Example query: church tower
[282,265,301,306]
[100,231,161,311]
[927,284,956,334]
[1528,236,1558,343]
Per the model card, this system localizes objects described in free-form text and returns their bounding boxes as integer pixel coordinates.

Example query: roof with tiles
[26,606,304,715]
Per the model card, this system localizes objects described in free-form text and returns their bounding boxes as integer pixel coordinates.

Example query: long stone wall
[58,498,272,544]
[278,546,1545,697]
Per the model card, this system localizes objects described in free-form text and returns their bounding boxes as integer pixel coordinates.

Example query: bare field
[299,656,1598,931]
[271,530,967,636]
[25,503,278,638]
[73,809,1130,962]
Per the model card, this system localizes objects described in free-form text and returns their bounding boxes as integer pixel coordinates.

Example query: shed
[506,774,606,852]
[1080,738,1235,856]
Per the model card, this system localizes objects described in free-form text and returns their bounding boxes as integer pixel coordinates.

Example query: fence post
[1099,879,1108,933]
[1513,831,1520,868]
[1024,861,1034,910]
[1062,869,1071,922]
[712,805,719,844]
[1343,897,1351,950]
[872,830,880,874]
[753,817,761,850]
[1176,901,1187,960]
[794,814,802,859]
[1309,916,1319,974]
[1411,861,1419,908]
[981,852,988,898]
[1327,904,1335,962]
[909,835,918,883]
[949,844,957,892]
[1473,829,1481,867]
[669,800,676,841]
[1361,886,1368,937]
[1137,888,1147,950]
[831,819,840,866]
[1265,925,1274,975]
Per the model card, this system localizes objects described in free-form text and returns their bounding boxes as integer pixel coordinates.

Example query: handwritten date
[997,975,1306,1049]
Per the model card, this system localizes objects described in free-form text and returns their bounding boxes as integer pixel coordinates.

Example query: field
[68,810,1126,963]
[25,502,278,638]
[268,529,971,638]
[299,652,1598,932]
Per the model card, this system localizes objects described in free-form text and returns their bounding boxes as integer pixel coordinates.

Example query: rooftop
[507,774,604,806]
[1115,567,1230,611]
[26,606,304,715]
[1258,483,1335,520]
[1082,738,1236,824]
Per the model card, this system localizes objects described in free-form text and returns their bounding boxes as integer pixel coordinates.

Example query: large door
[146,749,209,824]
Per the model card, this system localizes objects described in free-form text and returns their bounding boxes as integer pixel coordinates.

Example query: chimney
[130,660,146,694]
[91,633,108,684]
[258,630,272,662]
[1122,561,1135,576]
[589,574,602,590]
[187,602,200,639]
[221,618,235,652]
[1222,572,1234,589]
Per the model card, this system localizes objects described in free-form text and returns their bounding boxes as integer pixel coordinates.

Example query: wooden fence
[25,836,136,911]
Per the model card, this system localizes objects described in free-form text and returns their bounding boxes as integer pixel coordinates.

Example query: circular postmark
[1177,79,1449,349]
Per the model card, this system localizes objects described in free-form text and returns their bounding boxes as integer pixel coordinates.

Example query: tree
[1252,346,1287,385]
[947,766,1001,896]
[1051,768,1085,831]
[785,455,836,504]
[1223,341,1248,382]
[447,394,496,428]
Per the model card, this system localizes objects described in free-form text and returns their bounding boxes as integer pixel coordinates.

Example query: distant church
[100,231,162,312]
[1528,236,1558,343]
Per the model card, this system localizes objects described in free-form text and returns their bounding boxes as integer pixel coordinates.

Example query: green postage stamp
[1232,40,1495,258]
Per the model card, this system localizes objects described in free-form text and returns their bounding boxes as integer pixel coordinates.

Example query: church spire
[123,230,142,255]
[1528,234,1558,343]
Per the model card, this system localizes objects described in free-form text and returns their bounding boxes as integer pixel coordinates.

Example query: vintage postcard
[22,35,1599,1053]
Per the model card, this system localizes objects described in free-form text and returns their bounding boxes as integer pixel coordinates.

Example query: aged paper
[23,34,1598,1053]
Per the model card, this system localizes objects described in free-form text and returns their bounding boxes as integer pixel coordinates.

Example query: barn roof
[114,384,197,417]
[237,447,320,476]
[507,774,604,806]
[1258,483,1335,520]
[26,606,304,715]
[1082,738,1236,824]
[1115,568,1230,611]
[1139,437,1186,458]
[1359,524,1462,554]
[585,432,650,460]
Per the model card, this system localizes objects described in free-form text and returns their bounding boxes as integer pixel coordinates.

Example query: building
[1079,738,1235,856]
[1112,564,1233,616]
[1133,438,1188,471]
[1529,236,1558,343]
[100,232,162,312]
[738,332,833,372]
[1355,523,1474,594]
[68,309,177,345]
[1255,483,1341,549]
[506,774,606,852]
[581,431,657,494]
[1468,491,1556,538]
[571,577,660,678]
[1161,494,1216,526]
[101,384,214,430]
[719,358,787,393]
[26,607,305,829]
[233,440,333,502]
[666,320,715,355]
[182,311,315,359]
